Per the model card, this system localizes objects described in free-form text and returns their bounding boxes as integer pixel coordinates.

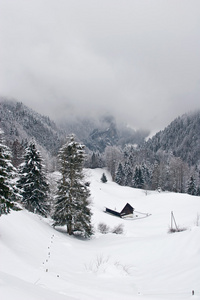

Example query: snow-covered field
[0,168,200,300]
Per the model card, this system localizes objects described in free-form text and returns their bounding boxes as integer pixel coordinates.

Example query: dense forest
[86,112,200,195]
[1,98,200,196]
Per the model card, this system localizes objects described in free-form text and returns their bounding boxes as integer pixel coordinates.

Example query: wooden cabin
[105,203,134,218]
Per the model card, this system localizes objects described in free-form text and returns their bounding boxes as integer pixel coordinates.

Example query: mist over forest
[1,98,200,196]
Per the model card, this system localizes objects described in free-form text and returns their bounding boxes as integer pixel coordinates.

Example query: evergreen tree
[52,135,93,238]
[187,176,197,195]
[101,173,107,183]
[17,141,50,216]
[115,162,125,186]
[196,186,200,196]
[0,129,19,216]
[124,162,133,187]
[133,166,144,189]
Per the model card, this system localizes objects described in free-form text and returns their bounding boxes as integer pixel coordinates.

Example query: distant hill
[146,111,200,166]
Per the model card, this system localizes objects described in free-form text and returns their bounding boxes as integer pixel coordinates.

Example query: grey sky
[0,0,200,133]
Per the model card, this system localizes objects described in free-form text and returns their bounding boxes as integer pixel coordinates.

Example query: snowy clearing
[0,168,200,300]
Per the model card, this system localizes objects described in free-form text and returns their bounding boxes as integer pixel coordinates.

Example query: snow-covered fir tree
[124,161,133,186]
[133,166,144,189]
[17,141,50,217]
[101,172,107,183]
[196,186,200,196]
[52,135,93,238]
[0,129,19,216]
[141,163,151,189]
[115,162,125,186]
[187,176,196,195]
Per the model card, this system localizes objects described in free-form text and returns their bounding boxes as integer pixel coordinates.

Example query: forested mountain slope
[1,98,200,171]
[0,98,64,155]
[146,111,200,167]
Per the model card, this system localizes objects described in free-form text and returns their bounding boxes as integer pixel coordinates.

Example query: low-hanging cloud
[0,0,200,132]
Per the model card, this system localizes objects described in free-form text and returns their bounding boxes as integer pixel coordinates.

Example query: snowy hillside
[0,169,200,300]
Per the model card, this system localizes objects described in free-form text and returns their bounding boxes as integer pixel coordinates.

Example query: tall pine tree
[133,166,144,189]
[124,161,133,187]
[0,129,19,216]
[187,176,196,195]
[115,162,125,186]
[52,135,93,238]
[17,141,50,216]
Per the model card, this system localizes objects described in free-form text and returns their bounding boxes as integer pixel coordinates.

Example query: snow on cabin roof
[105,201,132,209]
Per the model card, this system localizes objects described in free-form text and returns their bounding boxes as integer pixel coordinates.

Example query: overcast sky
[0,0,200,133]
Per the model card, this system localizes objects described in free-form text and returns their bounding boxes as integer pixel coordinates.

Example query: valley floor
[0,169,200,300]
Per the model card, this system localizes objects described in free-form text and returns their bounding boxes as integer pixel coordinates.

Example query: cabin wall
[120,206,133,216]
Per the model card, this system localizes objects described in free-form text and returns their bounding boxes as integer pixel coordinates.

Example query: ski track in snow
[0,168,200,300]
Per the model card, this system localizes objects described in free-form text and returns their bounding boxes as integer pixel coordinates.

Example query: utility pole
[171,211,179,232]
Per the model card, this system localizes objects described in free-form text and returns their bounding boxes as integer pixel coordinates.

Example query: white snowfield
[0,168,200,300]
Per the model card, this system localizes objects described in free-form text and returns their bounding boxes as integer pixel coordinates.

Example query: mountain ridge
[0,98,149,154]
[1,97,200,168]
[145,110,200,166]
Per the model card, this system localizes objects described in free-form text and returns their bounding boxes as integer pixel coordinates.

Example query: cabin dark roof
[105,208,121,217]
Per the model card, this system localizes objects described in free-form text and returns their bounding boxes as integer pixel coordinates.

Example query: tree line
[86,145,200,195]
